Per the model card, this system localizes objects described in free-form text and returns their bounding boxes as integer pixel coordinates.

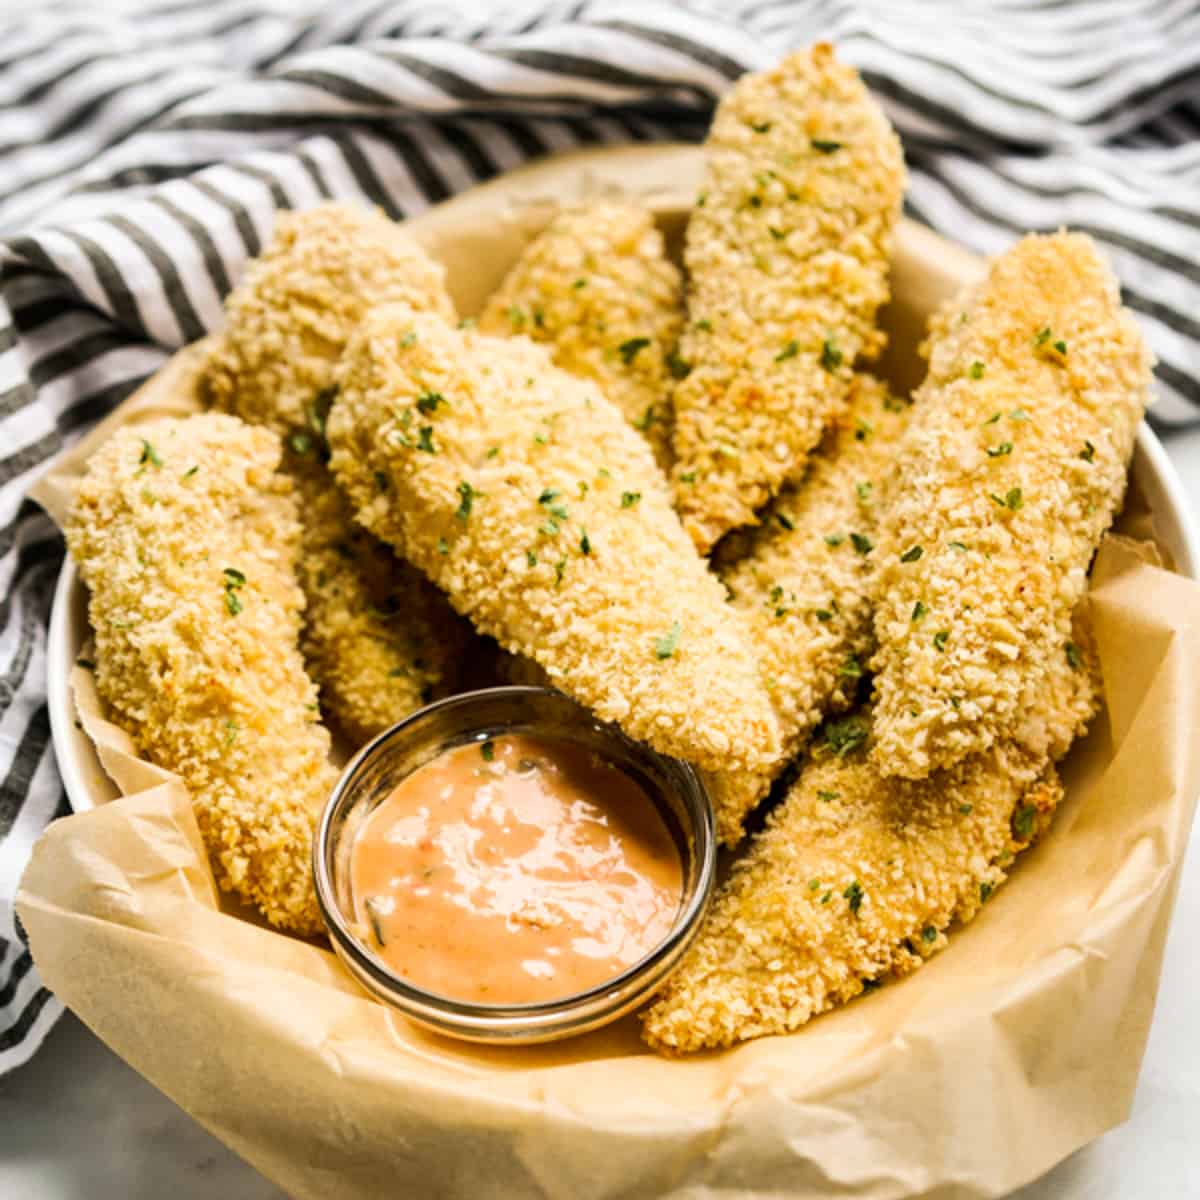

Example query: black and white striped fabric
[2,0,1198,1073]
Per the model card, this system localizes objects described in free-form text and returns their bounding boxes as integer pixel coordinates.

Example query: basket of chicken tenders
[19,45,1200,1200]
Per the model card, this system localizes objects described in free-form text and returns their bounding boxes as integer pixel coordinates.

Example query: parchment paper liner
[18,146,1200,1200]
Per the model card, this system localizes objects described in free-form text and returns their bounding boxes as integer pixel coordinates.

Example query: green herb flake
[969,360,985,380]
[821,891,832,904]
[768,226,786,241]
[823,715,869,758]
[856,480,873,503]
[665,349,691,380]
[526,549,538,567]
[775,339,800,363]
[987,442,1013,458]
[654,620,682,661]
[809,879,822,891]
[921,925,938,944]
[948,541,968,553]
[818,789,840,802]
[554,557,567,586]
[933,630,949,652]
[820,336,843,373]
[287,431,313,455]
[839,655,863,679]
[480,740,495,763]
[825,533,845,547]
[1080,441,1096,463]
[854,417,873,442]
[750,120,772,133]
[139,439,163,468]
[579,529,591,556]
[959,803,974,814]
[776,512,795,531]
[812,138,842,153]
[534,433,548,446]
[75,657,96,670]
[455,481,477,522]
[679,470,697,484]
[695,318,713,333]
[843,880,864,915]
[437,537,449,556]
[900,545,923,563]
[1013,805,1036,840]
[985,411,1003,425]
[912,600,928,622]
[1066,641,1083,670]
[850,532,873,555]
[621,491,641,509]
[399,331,417,348]
[980,882,995,903]
[224,590,243,616]
[506,305,526,329]
[416,390,445,414]
[540,519,560,537]
[416,425,436,453]
[633,405,658,431]
[815,608,834,622]
[618,336,651,365]
[1009,408,1031,422]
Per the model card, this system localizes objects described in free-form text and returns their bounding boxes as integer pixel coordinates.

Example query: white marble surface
[3,430,1200,1200]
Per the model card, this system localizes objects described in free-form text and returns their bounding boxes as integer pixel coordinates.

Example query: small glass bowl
[313,685,716,1044]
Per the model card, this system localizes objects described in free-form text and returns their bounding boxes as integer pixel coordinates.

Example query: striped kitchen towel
[1,0,1198,1073]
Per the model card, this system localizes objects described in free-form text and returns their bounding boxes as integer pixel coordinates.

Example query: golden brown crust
[66,415,334,935]
[327,307,782,774]
[201,202,471,744]
[703,376,915,844]
[671,44,905,552]
[479,202,683,473]
[870,232,1151,778]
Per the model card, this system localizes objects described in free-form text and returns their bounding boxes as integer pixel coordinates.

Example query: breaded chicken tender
[672,44,905,552]
[202,202,471,744]
[327,307,782,774]
[66,415,335,935]
[870,232,1151,779]
[479,202,684,473]
[704,375,914,844]
[642,733,1063,1053]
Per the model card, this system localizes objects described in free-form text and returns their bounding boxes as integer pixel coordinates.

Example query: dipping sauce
[349,733,683,1005]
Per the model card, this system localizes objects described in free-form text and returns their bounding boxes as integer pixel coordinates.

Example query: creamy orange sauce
[350,733,683,1005]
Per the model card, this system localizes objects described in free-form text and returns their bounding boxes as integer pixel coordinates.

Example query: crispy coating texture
[66,415,335,935]
[642,736,1063,1054]
[327,307,782,774]
[201,202,470,744]
[672,44,905,552]
[705,375,914,844]
[479,202,684,473]
[870,232,1151,778]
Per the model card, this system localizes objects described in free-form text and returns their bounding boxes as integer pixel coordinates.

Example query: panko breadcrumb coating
[642,732,1064,1054]
[705,375,914,844]
[328,307,782,774]
[870,232,1151,779]
[672,44,905,552]
[201,202,471,744]
[66,415,335,935]
[479,202,684,473]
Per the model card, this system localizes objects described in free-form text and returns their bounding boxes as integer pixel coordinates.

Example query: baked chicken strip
[327,307,782,775]
[870,232,1151,779]
[671,44,905,552]
[66,415,335,935]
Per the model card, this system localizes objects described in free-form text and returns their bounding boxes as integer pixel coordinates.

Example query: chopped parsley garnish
[987,442,1013,458]
[856,481,873,502]
[980,882,994,903]
[633,405,658,431]
[812,138,842,153]
[679,470,697,484]
[538,489,569,520]
[823,714,869,757]
[696,190,708,208]
[1080,441,1096,463]
[526,550,537,567]
[843,880,864,914]
[75,657,96,670]
[1066,641,1083,670]
[985,412,1002,425]
[750,120,772,133]
[665,349,691,380]
[621,491,641,508]
[437,537,449,555]
[921,925,937,944]
[183,465,199,479]
[416,390,445,414]
[825,533,845,547]
[809,879,822,891]
[776,512,795,531]
[540,519,560,536]
[399,331,417,348]
[815,608,834,621]
[538,487,560,504]
[480,740,495,762]
[1001,487,1024,511]
[820,336,843,373]
[768,226,786,240]
[654,621,682,660]
[1035,327,1068,356]
[933,630,949,652]
[959,803,974,814]
[554,557,567,585]
[139,439,163,468]
[839,655,863,679]
[912,600,928,621]
[1009,408,1031,422]
[1013,805,1036,840]
[579,529,591,555]
[288,431,313,455]
[572,277,587,289]
[969,361,985,380]
[416,425,436,453]
[775,340,800,362]
[455,481,477,521]
[222,567,246,616]
[900,545,923,563]
[821,891,832,904]
[618,336,651,365]
[850,532,873,555]
[818,789,840,802]
[506,305,526,328]
[855,418,873,442]
[948,541,968,552]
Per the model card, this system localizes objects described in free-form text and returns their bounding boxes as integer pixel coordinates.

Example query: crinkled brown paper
[18,146,1200,1200]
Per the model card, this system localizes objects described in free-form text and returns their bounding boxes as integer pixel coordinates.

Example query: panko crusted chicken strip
[705,374,915,845]
[201,202,471,743]
[642,730,1065,1054]
[870,231,1152,779]
[672,44,905,552]
[478,201,684,473]
[328,307,782,774]
[66,415,336,935]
